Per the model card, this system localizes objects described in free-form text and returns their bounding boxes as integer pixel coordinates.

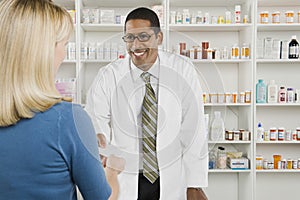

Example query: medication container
[52,0,300,200]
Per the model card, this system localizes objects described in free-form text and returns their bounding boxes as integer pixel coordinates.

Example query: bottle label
[279,92,286,102]
[258,87,266,101]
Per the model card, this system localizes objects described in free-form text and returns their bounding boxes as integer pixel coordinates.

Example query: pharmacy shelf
[192,59,251,64]
[81,60,117,64]
[257,24,300,31]
[82,0,163,7]
[169,24,252,32]
[256,141,300,144]
[81,24,124,32]
[256,59,300,63]
[256,103,300,107]
[205,103,251,107]
[170,0,249,7]
[209,169,251,173]
[208,141,251,144]
[257,0,300,7]
[256,170,300,173]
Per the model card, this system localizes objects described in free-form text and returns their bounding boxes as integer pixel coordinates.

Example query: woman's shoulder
[51,101,85,119]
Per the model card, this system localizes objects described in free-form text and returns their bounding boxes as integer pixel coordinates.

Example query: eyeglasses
[122,32,155,43]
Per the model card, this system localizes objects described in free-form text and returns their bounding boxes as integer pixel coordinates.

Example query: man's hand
[97,133,107,167]
[187,188,208,200]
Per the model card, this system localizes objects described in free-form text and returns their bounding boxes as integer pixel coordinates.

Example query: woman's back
[0,102,111,200]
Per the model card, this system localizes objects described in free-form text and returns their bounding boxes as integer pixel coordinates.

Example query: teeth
[131,49,147,57]
[133,51,145,56]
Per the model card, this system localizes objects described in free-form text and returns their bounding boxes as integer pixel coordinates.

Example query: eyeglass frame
[122,32,156,43]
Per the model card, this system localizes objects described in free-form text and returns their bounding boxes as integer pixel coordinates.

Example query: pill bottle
[273,154,282,169]
[260,11,269,24]
[225,11,232,24]
[293,160,298,169]
[264,130,270,141]
[232,92,238,103]
[277,127,285,141]
[270,127,277,141]
[287,159,293,169]
[239,92,245,103]
[170,11,176,24]
[176,11,182,24]
[285,129,292,141]
[209,93,218,103]
[278,86,286,103]
[285,11,294,23]
[218,93,225,103]
[286,88,294,103]
[297,127,300,141]
[263,159,268,169]
[241,43,250,59]
[243,15,249,24]
[218,16,225,24]
[245,90,251,103]
[231,44,239,59]
[298,11,300,23]
[281,159,287,169]
[256,155,263,170]
[227,131,233,141]
[202,92,207,103]
[225,92,231,103]
[272,11,281,24]
[234,5,241,23]
[202,41,209,59]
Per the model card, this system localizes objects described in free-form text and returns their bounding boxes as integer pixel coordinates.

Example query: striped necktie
[141,72,159,183]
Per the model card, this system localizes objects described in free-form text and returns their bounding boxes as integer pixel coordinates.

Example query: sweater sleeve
[58,103,112,200]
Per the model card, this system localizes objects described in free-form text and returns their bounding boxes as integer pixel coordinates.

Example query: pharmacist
[85,7,208,200]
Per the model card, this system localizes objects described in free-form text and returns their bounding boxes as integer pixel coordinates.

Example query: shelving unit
[52,0,300,199]
[254,0,300,199]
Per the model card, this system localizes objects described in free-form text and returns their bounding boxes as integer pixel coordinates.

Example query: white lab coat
[85,51,208,200]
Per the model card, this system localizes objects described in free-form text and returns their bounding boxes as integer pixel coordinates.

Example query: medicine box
[227,157,249,169]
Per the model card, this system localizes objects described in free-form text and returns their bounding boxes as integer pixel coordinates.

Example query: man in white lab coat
[85,7,208,200]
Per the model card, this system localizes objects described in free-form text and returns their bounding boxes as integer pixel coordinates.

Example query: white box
[227,157,249,169]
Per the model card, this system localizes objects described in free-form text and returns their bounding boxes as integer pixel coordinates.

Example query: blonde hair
[0,0,74,126]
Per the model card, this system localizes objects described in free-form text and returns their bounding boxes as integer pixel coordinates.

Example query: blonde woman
[0,0,122,199]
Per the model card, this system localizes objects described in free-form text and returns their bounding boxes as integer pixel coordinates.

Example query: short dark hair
[124,7,161,35]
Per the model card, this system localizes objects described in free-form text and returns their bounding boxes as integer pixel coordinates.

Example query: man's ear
[157,31,163,45]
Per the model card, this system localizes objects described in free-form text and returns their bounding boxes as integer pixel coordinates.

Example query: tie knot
[141,72,151,83]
